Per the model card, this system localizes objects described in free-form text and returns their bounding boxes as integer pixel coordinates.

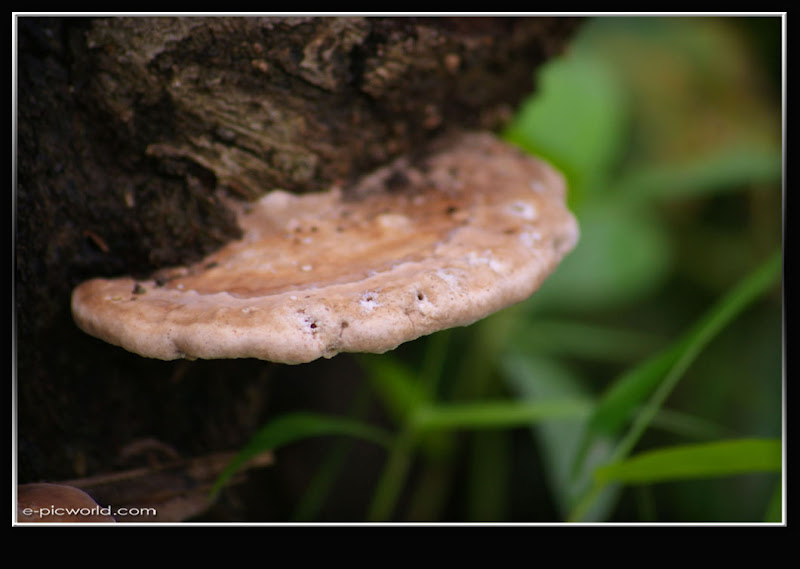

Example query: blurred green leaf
[612,249,781,462]
[503,51,628,208]
[576,250,781,473]
[508,317,662,363]
[567,250,781,521]
[585,348,679,446]
[212,413,391,497]
[359,355,427,423]
[617,144,783,203]
[595,439,781,485]
[413,399,590,433]
[643,408,727,441]
[574,17,782,180]
[526,200,673,312]
[500,354,617,520]
[764,482,783,523]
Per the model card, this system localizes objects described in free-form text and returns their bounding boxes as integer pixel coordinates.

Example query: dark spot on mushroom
[385,169,410,192]
[205,261,219,270]
[416,291,426,301]
[132,283,146,295]
[446,205,458,216]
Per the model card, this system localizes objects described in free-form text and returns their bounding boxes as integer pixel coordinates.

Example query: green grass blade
[587,347,679,439]
[510,318,662,362]
[290,384,375,521]
[617,144,783,204]
[568,251,781,521]
[211,412,392,497]
[611,250,782,464]
[764,480,783,523]
[646,408,727,441]
[367,427,415,522]
[500,354,614,519]
[575,249,782,475]
[413,399,590,433]
[358,354,426,423]
[594,438,781,485]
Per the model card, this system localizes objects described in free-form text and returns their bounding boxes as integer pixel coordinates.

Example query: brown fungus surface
[71,132,579,364]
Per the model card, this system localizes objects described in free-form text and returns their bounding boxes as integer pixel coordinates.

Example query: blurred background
[286,15,784,523]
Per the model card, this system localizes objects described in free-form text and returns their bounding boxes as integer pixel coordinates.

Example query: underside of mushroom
[71,131,579,364]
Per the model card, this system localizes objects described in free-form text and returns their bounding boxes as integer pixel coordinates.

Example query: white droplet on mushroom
[489,257,510,274]
[435,268,463,290]
[465,250,510,275]
[507,201,538,220]
[359,291,381,312]
[519,230,543,249]
[377,213,411,230]
[530,180,546,193]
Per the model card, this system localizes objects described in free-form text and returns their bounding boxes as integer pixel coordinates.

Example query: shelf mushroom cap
[71,132,579,364]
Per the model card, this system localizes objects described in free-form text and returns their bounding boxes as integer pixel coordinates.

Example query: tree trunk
[15,15,580,521]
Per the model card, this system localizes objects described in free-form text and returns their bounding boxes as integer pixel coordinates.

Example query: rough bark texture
[15,15,581,521]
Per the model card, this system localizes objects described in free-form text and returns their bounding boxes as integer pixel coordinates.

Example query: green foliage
[594,439,781,485]
[503,51,628,208]
[216,17,783,523]
[210,413,392,497]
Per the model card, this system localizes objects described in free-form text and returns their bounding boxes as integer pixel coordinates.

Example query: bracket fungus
[71,132,579,364]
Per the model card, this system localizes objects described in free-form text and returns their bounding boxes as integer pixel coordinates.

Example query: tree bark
[15,15,580,521]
